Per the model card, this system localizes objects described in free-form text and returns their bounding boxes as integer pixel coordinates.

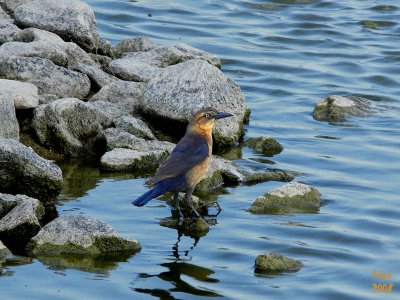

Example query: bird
[132,107,233,218]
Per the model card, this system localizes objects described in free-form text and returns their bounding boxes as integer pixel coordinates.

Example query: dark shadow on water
[132,231,221,298]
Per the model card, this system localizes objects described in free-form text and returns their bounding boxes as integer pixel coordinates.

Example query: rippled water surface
[1,1,400,299]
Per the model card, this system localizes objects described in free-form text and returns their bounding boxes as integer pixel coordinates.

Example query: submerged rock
[14,0,99,51]
[100,148,169,172]
[32,98,112,157]
[0,193,45,243]
[249,182,321,214]
[0,56,91,99]
[141,59,246,147]
[27,215,141,256]
[0,79,39,109]
[109,43,221,82]
[255,252,303,274]
[0,139,63,201]
[313,95,371,122]
[0,95,19,140]
[243,137,283,156]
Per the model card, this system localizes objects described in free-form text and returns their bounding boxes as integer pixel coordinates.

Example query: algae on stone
[255,252,303,274]
[249,182,320,214]
[244,137,283,156]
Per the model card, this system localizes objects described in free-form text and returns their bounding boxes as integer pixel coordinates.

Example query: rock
[255,252,303,274]
[103,128,174,152]
[114,36,156,57]
[159,216,209,239]
[0,6,11,21]
[249,182,321,214]
[196,156,296,194]
[166,193,208,216]
[0,21,20,44]
[32,98,112,157]
[0,95,19,139]
[109,43,221,82]
[313,95,371,122]
[100,148,169,172]
[0,0,32,14]
[27,215,141,256]
[114,115,155,140]
[89,81,145,114]
[141,59,246,147]
[73,63,118,89]
[0,56,91,99]
[0,79,39,109]
[0,240,10,254]
[0,139,63,201]
[14,0,99,51]
[0,193,45,243]
[243,137,283,156]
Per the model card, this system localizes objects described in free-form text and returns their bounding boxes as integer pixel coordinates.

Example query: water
[1,0,400,299]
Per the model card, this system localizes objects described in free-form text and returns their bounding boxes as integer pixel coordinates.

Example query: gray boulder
[89,81,145,114]
[141,59,246,147]
[255,252,303,274]
[0,79,39,109]
[114,115,155,140]
[313,95,371,122]
[0,240,11,271]
[0,139,63,201]
[109,43,221,82]
[0,21,20,44]
[103,128,174,152]
[0,6,11,21]
[243,137,283,156]
[0,56,91,99]
[27,215,141,256]
[0,0,32,14]
[0,95,19,139]
[114,36,156,56]
[196,156,295,194]
[0,193,45,242]
[14,0,99,51]
[249,182,321,214]
[100,148,169,172]
[32,98,112,157]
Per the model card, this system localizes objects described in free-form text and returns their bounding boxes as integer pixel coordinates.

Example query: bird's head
[188,107,233,134]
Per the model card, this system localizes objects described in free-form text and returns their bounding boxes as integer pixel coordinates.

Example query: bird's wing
[147,133,209,184]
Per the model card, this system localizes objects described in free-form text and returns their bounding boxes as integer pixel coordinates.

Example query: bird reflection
[132,229,221,298]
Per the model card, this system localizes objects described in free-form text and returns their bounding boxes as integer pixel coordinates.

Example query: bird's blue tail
[131,183,168,207]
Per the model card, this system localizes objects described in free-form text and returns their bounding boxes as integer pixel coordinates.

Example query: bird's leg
[173,192,183,221]
[185,188,200,218]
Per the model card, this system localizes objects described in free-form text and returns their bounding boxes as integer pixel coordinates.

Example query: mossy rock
[249,182,320,214]
[255,252,303,274]
[244,137,283,156]
[27,215,141,257]
[313,95,371,122]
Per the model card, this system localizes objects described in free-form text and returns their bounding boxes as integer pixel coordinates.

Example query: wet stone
[249,182,320,214]
[255,252,303,274]
[243,137,283,156]
[313,95,371,122]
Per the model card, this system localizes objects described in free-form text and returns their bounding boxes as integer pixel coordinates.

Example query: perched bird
[132,107,233,217]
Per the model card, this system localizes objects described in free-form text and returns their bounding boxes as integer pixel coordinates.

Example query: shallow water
[1,0,400,299]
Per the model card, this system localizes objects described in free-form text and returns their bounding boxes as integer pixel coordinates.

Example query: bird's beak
[215,111,233,119]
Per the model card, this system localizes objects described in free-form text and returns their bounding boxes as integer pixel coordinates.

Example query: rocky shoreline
[1,0,367,273]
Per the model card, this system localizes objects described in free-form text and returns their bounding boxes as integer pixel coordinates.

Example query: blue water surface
[1,0,400,299]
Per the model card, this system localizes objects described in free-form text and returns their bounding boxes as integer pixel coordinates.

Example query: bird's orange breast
[185,156,211,189]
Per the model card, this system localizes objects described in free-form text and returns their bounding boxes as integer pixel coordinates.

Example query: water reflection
[34,253,134,275]
[133,232,221,298]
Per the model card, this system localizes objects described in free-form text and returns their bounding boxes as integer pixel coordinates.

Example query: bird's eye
[205,113,210,118]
